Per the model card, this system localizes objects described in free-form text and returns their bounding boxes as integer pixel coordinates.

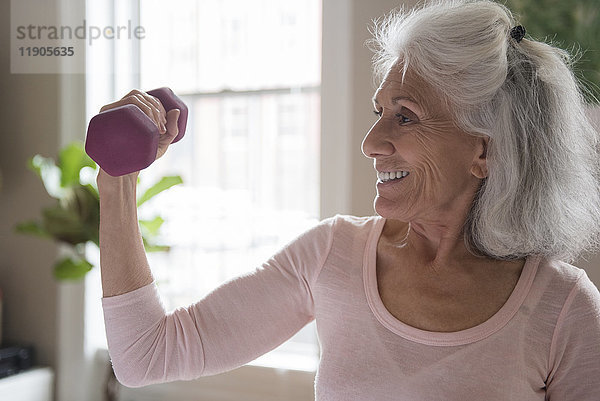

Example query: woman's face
[361,66,488,224]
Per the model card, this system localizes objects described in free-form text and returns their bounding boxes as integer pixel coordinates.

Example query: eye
[396,113,412,124]
[373,110,382,118]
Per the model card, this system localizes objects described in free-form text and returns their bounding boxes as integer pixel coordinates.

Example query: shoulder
[327,213,381,234]
[539,257,600,324]
[527,257,600,335]
[537,257,593,292]
[317,214,380,247]
[273,214,378,261]
[544,259,600,387]
[270,215,380,284]
[293,214,381,248]
[561,264,600,320]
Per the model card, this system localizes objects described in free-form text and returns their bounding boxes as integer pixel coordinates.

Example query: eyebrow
[372,95,419,105]
[372,95,422,114]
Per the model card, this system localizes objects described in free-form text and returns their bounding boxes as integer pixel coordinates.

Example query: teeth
[378,171,409,182]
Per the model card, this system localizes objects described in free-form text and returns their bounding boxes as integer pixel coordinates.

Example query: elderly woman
[98,0,600,399]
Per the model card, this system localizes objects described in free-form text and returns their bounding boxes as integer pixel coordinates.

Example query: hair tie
[510,25,526,43]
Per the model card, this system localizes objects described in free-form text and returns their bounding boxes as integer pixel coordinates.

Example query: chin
[373,196,408,220]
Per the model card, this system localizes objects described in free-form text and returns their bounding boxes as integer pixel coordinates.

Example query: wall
[0,2,87,400]
[321,0,417,218]
[0,0,60,373]
[349,0,418,216]
[576,106,600,284]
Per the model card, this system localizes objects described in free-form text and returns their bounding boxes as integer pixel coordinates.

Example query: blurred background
[0,0,599,400]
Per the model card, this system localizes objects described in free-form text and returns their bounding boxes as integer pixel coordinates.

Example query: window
[86,0,322,373]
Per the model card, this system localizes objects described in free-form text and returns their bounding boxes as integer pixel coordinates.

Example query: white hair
[368,0,600,263]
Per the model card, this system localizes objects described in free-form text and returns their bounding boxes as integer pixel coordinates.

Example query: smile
[377,171,409,182]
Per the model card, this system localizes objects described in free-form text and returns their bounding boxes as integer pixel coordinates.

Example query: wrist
[97,168,139,194]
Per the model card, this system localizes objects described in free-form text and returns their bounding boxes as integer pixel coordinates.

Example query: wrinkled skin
[362,65,527,333]
[362,65,489,267]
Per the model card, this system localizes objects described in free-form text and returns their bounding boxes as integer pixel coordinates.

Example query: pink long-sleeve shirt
[102,215,600,400]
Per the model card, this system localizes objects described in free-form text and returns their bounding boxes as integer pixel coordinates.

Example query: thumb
[164,108,180,142]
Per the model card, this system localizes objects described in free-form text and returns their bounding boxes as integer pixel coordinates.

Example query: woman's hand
[99,89,181,161]
[96,89,181,184]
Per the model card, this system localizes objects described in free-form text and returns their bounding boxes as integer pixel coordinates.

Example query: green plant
[505,0,600,104]
[14,141,183,280]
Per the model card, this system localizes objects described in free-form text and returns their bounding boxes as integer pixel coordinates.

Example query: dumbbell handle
[85,87,188,177]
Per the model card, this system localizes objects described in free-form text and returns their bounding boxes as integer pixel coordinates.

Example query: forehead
[372,66,440,113]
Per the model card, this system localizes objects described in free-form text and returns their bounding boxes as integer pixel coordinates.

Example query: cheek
[408,131,448,180]
[410,123,475,178]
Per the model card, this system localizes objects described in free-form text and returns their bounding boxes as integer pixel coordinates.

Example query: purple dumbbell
[85,87,188,177]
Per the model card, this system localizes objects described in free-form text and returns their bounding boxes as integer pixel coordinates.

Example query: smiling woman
[363,65,492,262]
[367,0,600,264]
[98,1,600,400]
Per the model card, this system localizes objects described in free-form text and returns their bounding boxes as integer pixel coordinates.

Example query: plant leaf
[139,216,165,237]
[54,256,93,280]
[59,142,97,188]
[42,204,91,245]
[84,187,101,247]
[60,185,100,230]
[142,236,171,252]
[146,244,171,252]
[72,185,100,246]
[14,220,52,239]
[137,175,183,207]
[28,155,67,199]
[84,182,99,201]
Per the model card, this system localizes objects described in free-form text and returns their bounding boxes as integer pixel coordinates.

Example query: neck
[382,209,482,273]
[380,216,527,279]
[409,220,477,267]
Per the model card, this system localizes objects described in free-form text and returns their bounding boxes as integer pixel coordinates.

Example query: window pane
[140,0,321,92]
[140,91,321,305]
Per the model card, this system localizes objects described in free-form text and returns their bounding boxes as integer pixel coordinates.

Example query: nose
[361,118,395,159]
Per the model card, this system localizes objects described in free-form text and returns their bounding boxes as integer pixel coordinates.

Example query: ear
[470,135,489,179]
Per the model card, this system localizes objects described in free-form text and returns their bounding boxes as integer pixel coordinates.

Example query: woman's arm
[102,216,336,387]
[97,88,335,387]
[95,89,180,296]
[97,169,153,297]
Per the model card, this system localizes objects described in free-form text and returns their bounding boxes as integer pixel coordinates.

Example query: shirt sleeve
[545,269,600,400]
[101,216,336,387]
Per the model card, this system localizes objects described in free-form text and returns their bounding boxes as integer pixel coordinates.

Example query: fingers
[126,89,166,133]
[99,89,167,133]
[99,100,122,113]
[164,109,180,140]
[155,109,180,160]
[128,89,167,126]
[139,92,167,121]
